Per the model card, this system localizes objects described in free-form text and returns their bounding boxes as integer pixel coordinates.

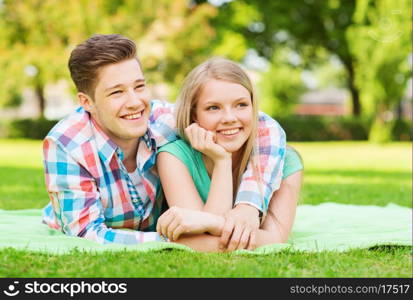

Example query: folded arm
[221,113,287,250]
[43,139,162,244]
[250,170,303,248]
[164,169,302,251]
[235,112,286,213]
[157,150,233,215]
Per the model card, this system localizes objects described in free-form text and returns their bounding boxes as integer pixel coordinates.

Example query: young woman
[156,57,303,252]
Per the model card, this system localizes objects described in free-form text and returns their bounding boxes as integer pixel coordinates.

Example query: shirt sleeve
[43,138,164,245]
[234,112,286,214]
[148,99,178,148]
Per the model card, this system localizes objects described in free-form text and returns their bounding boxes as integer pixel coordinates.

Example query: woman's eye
[135,84,145,90]
[207,106,219,111]
[237,102,249,108]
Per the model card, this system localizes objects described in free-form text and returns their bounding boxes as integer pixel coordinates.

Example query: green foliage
[210,1,257,60]
[213,0,411,122]
[369,118,412,143]
[368,118,393,143]
[348,0,412,138]
[0,0,410,147]
[392,119,412,141]
[259,49,306,117]
[277,115,411,142]
[7,118,58,140]
[277,116,371,141]
[214,0,360,113]
[0,0,219,113]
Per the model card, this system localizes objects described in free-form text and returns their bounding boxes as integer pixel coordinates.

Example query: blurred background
[0,0,411,143]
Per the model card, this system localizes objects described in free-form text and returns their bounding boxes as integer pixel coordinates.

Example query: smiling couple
[42,34,303,252]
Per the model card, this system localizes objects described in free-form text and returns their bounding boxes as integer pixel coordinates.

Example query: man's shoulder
[147,99,178,146]
[45,107,93,151]
[148,99,175,122]
[258,111,285,135]
[258,111,280,126]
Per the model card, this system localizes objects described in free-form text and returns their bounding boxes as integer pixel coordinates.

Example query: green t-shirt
[158,139,211,203]
[283,147,304,179]
[157,140,303,204]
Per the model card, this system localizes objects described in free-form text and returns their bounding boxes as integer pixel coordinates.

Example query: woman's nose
[221,109,237,123]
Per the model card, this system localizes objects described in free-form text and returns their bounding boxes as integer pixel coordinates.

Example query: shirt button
[132,199,138,203]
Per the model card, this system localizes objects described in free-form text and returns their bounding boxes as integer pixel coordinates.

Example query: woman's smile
[195,79,253,154]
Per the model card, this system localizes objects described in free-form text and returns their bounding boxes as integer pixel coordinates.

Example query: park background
[0,0,411,277]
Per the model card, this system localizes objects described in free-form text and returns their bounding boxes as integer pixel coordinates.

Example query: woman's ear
[191,110,198,123]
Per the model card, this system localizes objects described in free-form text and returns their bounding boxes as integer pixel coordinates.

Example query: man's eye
[109,90,122,96]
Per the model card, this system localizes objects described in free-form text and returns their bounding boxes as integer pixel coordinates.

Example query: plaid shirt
[42,100,285,244]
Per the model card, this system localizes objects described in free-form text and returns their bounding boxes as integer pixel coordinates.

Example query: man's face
[81,58,150,147]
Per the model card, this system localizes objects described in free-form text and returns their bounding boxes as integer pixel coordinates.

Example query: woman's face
[194,79,253,154]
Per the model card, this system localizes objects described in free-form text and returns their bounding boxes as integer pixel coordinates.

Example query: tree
[258,47,306,117]
[205,0,411,122]
[0,0,95,117]
[347,0,412,141]
[210,0,364,115]
[0,0,218,117]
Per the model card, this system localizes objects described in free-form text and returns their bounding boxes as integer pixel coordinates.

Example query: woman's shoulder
[158,138,192,153]
[157,138,200,164]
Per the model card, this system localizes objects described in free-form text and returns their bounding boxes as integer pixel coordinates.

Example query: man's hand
[156,206,223,241]
[219,204,260,251]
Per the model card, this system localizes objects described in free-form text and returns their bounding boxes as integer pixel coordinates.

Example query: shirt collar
[90,118,119,165]
[90,117,157,169]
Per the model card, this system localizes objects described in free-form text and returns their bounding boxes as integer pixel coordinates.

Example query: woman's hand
[156,206,224,241]
[219,204,260,251]
[185,123,230,163]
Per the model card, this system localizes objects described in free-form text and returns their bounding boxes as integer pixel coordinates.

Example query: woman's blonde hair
[175,57,260,198]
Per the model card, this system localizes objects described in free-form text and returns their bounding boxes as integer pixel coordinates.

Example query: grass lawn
[0,139,411,277]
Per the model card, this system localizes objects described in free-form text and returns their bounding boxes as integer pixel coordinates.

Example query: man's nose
[125,88,145,107]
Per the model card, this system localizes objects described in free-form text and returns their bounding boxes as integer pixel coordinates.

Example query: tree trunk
[35,83,45,119]
[396,101,403,120]
[344,61,361,116]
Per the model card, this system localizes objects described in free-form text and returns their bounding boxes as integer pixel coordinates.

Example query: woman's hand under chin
[185,123,231,163]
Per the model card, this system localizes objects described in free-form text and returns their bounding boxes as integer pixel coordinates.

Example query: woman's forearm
[173,234,225,253]
[203,158,233,215]
[253,227,286,248]
[174,226,285,253]
[203,212,225,236]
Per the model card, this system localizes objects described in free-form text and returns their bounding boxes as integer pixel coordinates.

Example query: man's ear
[77,92,94,113]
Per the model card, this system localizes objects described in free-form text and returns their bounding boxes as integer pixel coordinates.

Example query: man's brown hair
[68,34,138,98]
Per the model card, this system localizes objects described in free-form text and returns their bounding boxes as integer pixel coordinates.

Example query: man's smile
[121,109,145,121]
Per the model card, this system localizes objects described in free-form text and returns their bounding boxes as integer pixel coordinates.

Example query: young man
[42,34,289,249]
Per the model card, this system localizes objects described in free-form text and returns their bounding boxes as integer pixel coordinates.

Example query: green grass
[0,139,411,277]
